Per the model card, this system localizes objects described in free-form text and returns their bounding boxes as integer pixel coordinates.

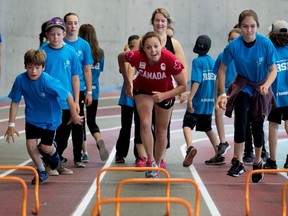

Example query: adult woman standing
[217,9,277,183]
[150,8,188,167]
[118,31,186,178]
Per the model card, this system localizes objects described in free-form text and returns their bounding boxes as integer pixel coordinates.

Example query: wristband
[86,91,92,95]
[8,122,15,127]
[220,93,227,97]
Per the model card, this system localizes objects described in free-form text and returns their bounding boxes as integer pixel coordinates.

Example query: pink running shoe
[160,159,166,169]
[135,157,147,167]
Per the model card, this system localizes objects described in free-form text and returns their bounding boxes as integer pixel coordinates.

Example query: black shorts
[268,106,288,124]
[133,89,175,109]
[182,111,212,132]
[25,123,55,146]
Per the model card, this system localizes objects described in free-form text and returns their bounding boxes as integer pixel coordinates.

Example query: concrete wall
[1,0,288,101]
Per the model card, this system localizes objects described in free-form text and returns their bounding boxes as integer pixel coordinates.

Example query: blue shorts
[25,123,55,146]
[182,111,212,132]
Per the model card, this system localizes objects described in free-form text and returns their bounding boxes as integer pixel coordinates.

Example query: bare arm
[4,102,20,143]
[72,75,80,113]
[260,64,277,95]
[66,93,84,125]
[83,64,93,106]
[187,82,200,113]
[217,62,228,110]
[171,38,188,103]
[118,52,134,97]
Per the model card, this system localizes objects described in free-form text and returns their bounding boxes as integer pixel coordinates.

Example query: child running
[4,49,83,184]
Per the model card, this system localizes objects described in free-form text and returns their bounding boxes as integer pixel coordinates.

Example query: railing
[0,166,39,215]
[114,178,200,216]
[0,176,28,216]
[92,197,194,216]
[245,169,288,216]
[93,167,199,216]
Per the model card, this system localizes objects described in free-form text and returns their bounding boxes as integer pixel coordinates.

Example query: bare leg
[205,130,219,154]
[154,105,172,166]
[268,121,278,161]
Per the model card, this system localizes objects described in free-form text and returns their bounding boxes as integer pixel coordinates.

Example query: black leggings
[234,91,264,148]
[86,99,101,135]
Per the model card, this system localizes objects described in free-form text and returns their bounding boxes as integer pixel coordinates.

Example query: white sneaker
[74,161,85,168]
[57,163,73,175]
[97,139,109,161]
[45,164,59,176]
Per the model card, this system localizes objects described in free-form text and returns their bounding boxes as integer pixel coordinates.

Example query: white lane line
[180,139,221,216]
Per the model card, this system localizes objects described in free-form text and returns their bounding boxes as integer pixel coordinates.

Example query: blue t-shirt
[0,34,2,43]
[39,44,81,109]
[91,56,104,100]
[64,37,94,91]
[222,33,278,96]
[191,54,216,114]
[118,82,134,107]
[214,52,237,91]
[8,72,68,130]
[272,46,288,107]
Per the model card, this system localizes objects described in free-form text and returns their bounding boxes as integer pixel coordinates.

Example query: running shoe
[263,158,277,169]
[81,153,89,163]
[284,154,288,168]
[97,139,109,161]
[145,159,160,179]
[261,151,270,162]
[160,159,166,169]
[205,155,225,165]
[227,160,245,177]
[57,163,73,175]
[115,155,125,164]
[45,164,59,176]
[243,152,254,164]
[135,157,146,167]
[217,142,230,157]
[231,157,237,165]
[32,169,49,185]
[183,146,197,167]
[74,161,85,168]
[252,160,264,183]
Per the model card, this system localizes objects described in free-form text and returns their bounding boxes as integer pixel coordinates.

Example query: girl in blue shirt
[217,10,278,183]
[78,23,109,162]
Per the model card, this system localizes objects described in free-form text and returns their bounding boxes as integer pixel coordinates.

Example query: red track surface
[0,92,287,216]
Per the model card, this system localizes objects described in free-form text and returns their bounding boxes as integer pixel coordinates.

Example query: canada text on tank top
[138,62,167,80]
[138,60,182,80]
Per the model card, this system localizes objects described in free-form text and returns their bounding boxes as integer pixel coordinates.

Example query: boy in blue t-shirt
[4,49,83,184]
[265,20,288,170]
[40,17,83,174]
[182,35,224,167]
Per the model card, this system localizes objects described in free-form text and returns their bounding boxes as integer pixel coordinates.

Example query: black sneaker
[263,158,277,169]
[217,142,231,156]
[183,146,197,167]
[115,155,125,163]
[231,157,237,165]
[227,160,245,177]
[284,154,288,168]
[261,151,270,162]
[252,161,264,183]
[243,152,254,164]
[205,155,225,165]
